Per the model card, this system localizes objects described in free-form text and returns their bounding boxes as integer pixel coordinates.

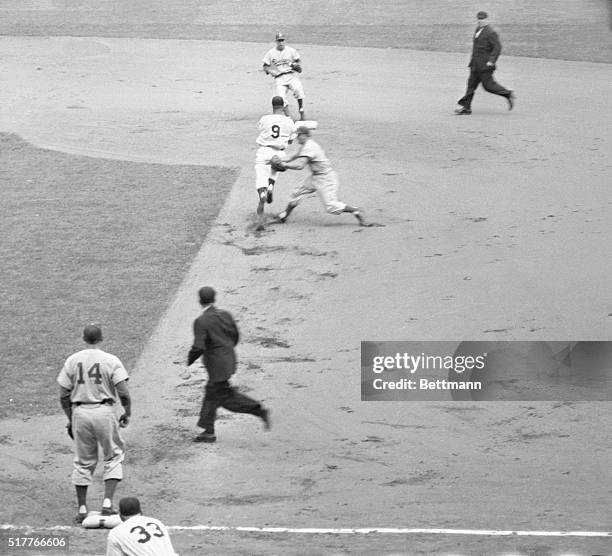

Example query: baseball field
[1,1,611,554]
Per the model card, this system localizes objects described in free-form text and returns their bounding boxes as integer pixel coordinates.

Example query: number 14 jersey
[57,347,129,404]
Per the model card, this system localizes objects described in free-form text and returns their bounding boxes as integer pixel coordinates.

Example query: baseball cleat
[261,408,271,431]
[74,510,88,525]
[276,211,288,223]
[193,431,217,443]
[454,107,472,115]
[354,211,366,226]
[101,507,118,516]
[507,90,516,110]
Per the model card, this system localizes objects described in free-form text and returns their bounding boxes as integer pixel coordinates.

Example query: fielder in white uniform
[106,497,178,556]
[262,32,306,120]
[276,127,366,226]
[255,95,297,225]
[58,324,132,524]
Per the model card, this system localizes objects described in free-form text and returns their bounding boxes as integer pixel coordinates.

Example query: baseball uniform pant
[198,380,265,432]
[458,68,511,109]
[255,146,284,190]
[71,404,124,486]
[274,75,305,102]
[289,171,347,214]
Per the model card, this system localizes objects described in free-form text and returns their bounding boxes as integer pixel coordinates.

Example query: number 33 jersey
[57,348,129,404]
[106,515,178,556]
[256,114,297,149]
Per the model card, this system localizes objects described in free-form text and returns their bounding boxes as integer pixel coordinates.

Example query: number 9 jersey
[57,347,129,404]
[256,114,297,150]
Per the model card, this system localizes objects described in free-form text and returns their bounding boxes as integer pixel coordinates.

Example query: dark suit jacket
[468,25,502,71]
[187,306,240,383]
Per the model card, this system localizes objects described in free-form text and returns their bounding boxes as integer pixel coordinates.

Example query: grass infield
[0,133,237,418]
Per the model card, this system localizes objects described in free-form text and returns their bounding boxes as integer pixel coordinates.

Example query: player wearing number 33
[254,95,297,226]
[57,324,132,525]
[106,497,179,556]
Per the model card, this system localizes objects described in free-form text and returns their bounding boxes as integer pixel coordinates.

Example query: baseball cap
[82,324,103,344]
[296,126,311,136]
[272,96,284,107]
[198,286,216,304]
[477,11,488,19]
[275,32,285,41]
[119,497,141,517]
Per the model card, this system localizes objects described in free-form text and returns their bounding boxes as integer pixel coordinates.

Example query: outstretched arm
[283,155,309,170]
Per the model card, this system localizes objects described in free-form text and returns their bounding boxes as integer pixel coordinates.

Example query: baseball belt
[73,398,114,406]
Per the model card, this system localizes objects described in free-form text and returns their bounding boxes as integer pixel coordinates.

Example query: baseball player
[106,497,179,556]
[262,32,306,120]
[58,324,131,524]
[254,95,298,226]
[274,126,367,226]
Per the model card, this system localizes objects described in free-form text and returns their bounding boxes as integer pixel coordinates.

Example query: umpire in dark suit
[187,286,270,443]
[455,11,515,114]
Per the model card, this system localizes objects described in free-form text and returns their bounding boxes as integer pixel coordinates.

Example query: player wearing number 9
[57,324,132,524]
[106,497,179,556]
[253,95,298,229]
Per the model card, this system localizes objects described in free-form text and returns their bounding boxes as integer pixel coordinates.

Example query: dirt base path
[1,36,611,555]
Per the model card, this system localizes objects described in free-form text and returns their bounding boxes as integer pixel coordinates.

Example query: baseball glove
[270,155,287,172]
[291,63,302,73]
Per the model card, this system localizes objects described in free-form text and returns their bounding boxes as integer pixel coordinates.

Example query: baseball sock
[267,179,275,202]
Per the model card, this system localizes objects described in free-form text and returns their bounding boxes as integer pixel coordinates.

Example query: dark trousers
[458,68,511,109]
[197,380,264,432]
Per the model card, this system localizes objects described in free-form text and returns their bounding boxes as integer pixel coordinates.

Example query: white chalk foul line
[2,524,611,537]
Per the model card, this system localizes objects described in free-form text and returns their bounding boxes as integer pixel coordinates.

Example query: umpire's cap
[272,96,284,107]
[83,324,103,344]
[477,11,488,19]
[119,497,142,517]
[198,286,216,304]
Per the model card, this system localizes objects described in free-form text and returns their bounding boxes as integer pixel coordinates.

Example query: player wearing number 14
[57,324,132,524]
[106,497,178,556]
